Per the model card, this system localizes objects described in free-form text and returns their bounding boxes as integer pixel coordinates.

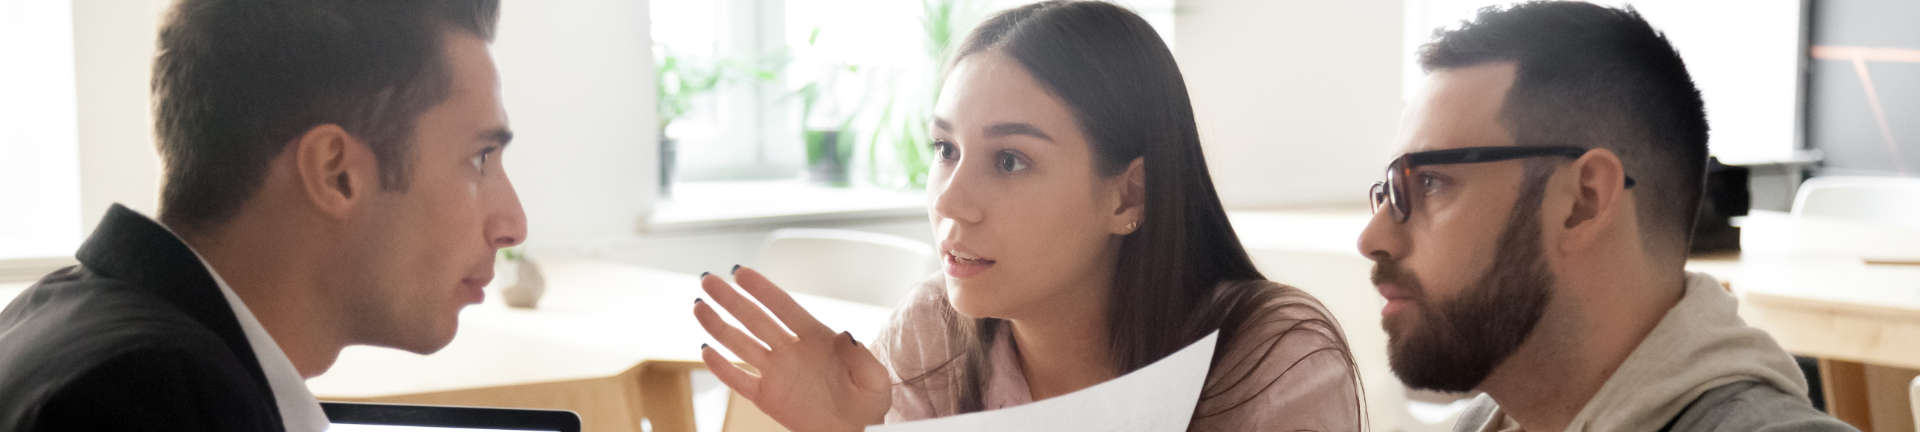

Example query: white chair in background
[1771,175,1920,260]
[1910,375,1919,431]
[753,228,935,308]
[1790,175,1920,229]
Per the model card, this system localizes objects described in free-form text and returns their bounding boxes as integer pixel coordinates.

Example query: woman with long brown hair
[692,2,1362,430]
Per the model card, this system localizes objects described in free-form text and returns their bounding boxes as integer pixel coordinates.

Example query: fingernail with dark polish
[699,271,710,278]
[843,331,856,345]
[731,264,742,274]
[701,343,709,350]
[694,297,704,305]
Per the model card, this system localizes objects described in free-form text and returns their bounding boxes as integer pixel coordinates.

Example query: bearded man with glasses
[1355,2,1854,431]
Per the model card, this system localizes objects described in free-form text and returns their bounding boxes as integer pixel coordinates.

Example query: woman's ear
[1111,157,1147,235]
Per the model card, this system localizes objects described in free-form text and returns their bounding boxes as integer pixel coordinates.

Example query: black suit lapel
[73,204,282,416]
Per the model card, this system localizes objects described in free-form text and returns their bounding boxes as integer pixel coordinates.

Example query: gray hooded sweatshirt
[1454,272,1857,432]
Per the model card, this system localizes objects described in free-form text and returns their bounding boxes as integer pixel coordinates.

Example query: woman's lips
[943,250,995,279]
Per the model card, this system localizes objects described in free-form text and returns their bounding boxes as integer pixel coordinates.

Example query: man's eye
[472,148,497,174]
[1418,173,1443,194]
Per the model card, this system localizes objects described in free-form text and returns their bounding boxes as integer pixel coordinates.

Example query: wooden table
[306,258,893,432]
[1687,211,1920,432]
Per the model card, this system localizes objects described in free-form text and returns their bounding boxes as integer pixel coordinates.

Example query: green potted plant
[788,28,864,187]
[655,50,716,197]
[799,89,857,187]
[654,48,776,196]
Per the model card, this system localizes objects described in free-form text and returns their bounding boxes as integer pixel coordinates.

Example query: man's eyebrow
[933,117,952,132]
[984,122,1053,142]
[481,128,513,148]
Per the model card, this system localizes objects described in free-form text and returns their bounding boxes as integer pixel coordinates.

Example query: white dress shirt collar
[153,214,332,431]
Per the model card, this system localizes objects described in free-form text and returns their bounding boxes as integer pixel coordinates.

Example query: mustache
[1371,259,1425,300]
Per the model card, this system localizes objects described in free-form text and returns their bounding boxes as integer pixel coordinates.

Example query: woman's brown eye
[996,151,1029,173]
[931,141,956,161]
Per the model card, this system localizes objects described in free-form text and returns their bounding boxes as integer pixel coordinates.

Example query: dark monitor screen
[322,402,581,432]
[1804,0,1920,176]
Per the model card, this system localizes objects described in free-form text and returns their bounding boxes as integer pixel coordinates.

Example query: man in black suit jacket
[0,205,284,430]
[0,1,524,430]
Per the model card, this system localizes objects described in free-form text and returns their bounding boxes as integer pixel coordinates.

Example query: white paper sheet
[867,330,1219,432]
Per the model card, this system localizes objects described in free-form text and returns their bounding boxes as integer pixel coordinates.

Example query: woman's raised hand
[692,266,892,432]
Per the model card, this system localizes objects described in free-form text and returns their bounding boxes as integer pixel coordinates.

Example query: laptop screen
[329,426,559,432]
[322,402,581,432]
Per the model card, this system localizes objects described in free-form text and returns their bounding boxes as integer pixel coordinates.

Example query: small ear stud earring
[1124,221,1139,233]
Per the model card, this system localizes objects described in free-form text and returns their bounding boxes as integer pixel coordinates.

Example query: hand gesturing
[692,266,893,432]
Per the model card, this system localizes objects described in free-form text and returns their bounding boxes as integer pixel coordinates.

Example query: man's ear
[1558,148,1628,254]
[1110,157,1147,235]
[291,124,372,220]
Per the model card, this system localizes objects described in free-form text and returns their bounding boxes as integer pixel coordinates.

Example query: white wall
[1176,0,1406,208]
[493,0,659,249]
[1176,3,1410,429]
[70,0,169,234]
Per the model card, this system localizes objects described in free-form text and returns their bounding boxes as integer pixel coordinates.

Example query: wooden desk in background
[1687,211,1920,432]
[306,259,892,432]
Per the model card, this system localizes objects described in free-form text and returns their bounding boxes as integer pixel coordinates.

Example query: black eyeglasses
[1369,146,1636,223]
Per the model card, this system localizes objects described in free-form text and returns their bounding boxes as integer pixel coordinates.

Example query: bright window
[649,0,1175,196]
[0,0,82,260]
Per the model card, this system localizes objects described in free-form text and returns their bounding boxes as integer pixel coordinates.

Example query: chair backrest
[1791,176,1920,229]
[1910,375,1919,431]
[753,228,934,307]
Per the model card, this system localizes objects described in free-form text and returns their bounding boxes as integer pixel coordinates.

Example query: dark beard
[1379,173,1556,393]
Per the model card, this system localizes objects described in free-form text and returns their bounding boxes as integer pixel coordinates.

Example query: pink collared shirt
[872,278,1363,431]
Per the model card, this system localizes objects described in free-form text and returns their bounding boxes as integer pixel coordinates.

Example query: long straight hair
[905,1,1353,419]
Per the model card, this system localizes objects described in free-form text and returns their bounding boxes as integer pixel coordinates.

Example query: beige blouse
[870,277,1363,431]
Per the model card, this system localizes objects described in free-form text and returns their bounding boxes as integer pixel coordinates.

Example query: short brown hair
[1418,1,1710,257]
[153,0,500,232]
